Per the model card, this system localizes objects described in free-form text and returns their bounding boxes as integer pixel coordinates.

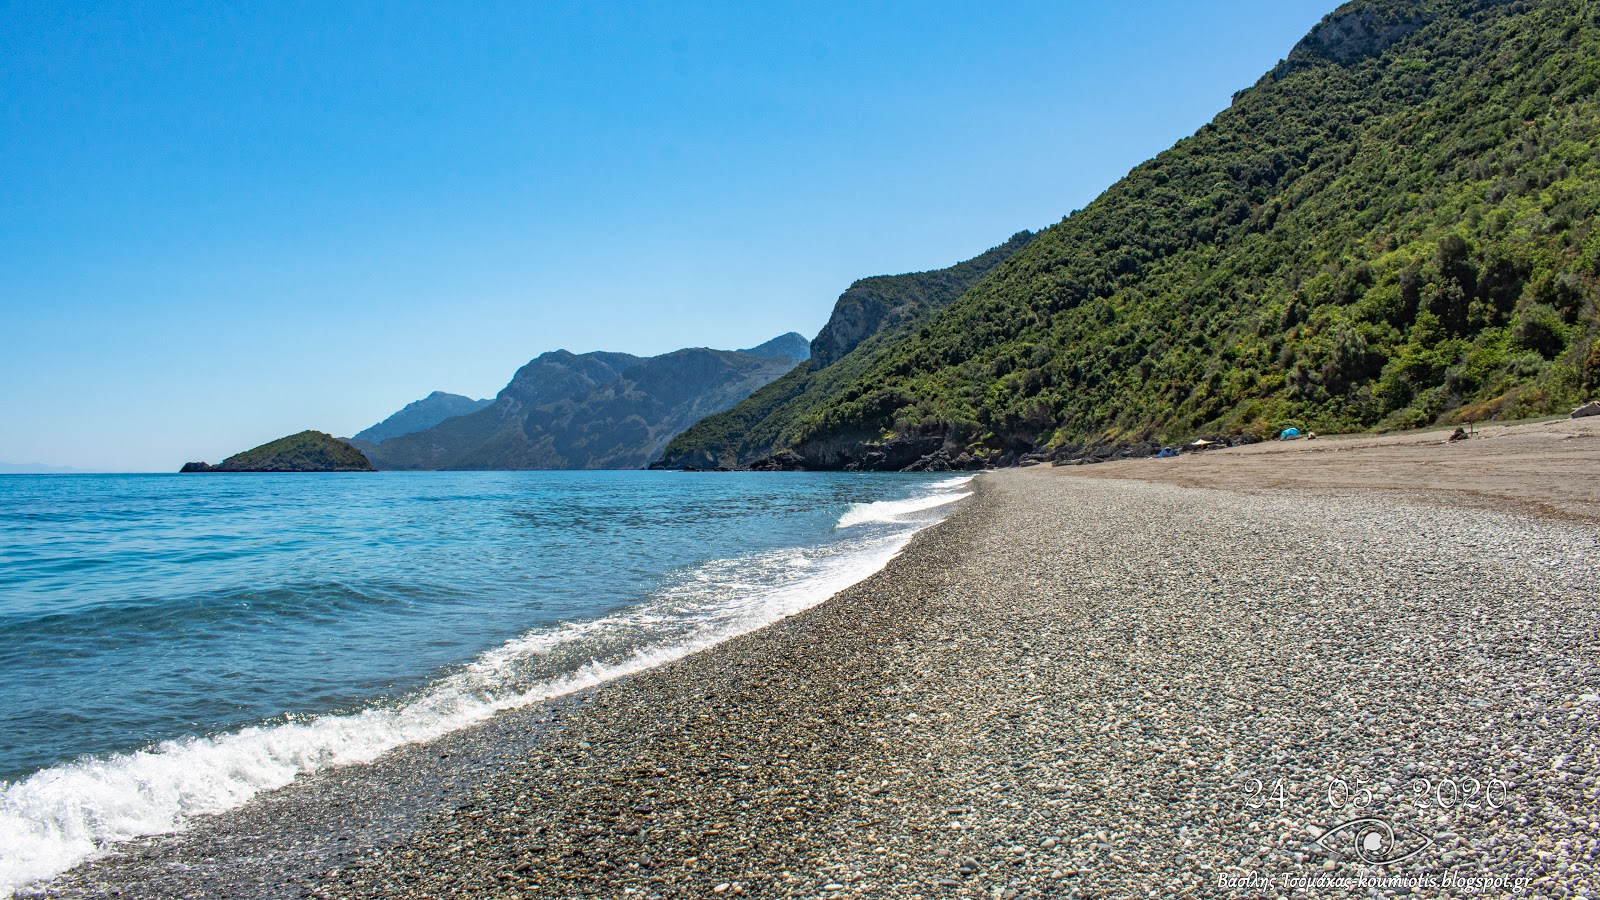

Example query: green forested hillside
[717,0,1600,469]
[655,232,1034,468]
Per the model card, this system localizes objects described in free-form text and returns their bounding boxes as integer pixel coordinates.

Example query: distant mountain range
[735,332,811,360]
[168,1,1600,478]
[0,462,89,474]
[350,334,809,470]
[353,392,493,445]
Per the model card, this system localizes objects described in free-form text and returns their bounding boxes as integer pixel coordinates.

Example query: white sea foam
[836,490,972,528]
[0,479,974,897]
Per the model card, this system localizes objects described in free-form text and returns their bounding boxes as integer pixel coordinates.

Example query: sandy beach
[44,418,1600,899]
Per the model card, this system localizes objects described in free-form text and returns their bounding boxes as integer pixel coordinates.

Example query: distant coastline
[0,462,91,475]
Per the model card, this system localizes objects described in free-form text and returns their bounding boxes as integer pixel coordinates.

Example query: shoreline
[27,481,962,899]
[42,434,1600,898]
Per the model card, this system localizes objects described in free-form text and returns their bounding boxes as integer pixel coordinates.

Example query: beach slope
[48,422,1599,898]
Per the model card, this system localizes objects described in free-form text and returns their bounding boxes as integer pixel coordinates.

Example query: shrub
[1511,303,1568,357]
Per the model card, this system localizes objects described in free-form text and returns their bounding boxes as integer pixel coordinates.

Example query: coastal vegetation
[654,233,1035,468]
[180,431,376,472]
[662,0,1600,469]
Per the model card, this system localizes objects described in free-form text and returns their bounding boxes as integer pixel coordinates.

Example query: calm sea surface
[0,470,971,893]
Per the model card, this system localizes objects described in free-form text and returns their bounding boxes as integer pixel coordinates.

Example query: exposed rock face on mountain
[353,392,492,445]
[359,337,806,470]
[181,431,375,473]
[1274,0,1424,77]
[651,231,1035,469]
[808,233,1036,370]
[664,0,1600,472]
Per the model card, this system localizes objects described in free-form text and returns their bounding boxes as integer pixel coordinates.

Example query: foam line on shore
[837,476,973,528]
[0,476,974,897]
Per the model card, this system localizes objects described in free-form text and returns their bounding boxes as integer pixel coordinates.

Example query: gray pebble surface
[43,471,1600,898]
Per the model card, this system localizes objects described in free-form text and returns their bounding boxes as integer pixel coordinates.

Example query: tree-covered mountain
[352,391,493,444]
[181,431,375,473]
[653,231,1036,468]
[359,337,806,470]
[664,0,1600,471]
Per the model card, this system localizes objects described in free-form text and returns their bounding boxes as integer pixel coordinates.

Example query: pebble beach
[44,421,1600,899]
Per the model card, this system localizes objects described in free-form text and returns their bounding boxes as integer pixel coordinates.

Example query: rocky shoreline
[44,469,1600,899]
[678,433,1256,473]
[667,407,1600,475]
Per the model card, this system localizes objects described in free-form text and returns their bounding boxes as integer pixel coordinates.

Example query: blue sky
[1,1,1334,471]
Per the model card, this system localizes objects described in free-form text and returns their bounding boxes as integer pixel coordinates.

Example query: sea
[0,470,972,895]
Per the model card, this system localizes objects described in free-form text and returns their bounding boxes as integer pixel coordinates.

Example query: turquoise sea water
[0,470,972,893]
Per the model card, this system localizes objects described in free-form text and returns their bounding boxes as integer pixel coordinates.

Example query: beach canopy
[1279,427,1301,439]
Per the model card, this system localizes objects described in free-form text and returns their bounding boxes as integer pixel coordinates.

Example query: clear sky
[1,0,1334,471]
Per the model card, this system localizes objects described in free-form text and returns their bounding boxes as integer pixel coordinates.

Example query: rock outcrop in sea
[180,431,376,473]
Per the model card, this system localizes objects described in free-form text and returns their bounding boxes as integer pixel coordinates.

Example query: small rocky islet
[180,430,375,473]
